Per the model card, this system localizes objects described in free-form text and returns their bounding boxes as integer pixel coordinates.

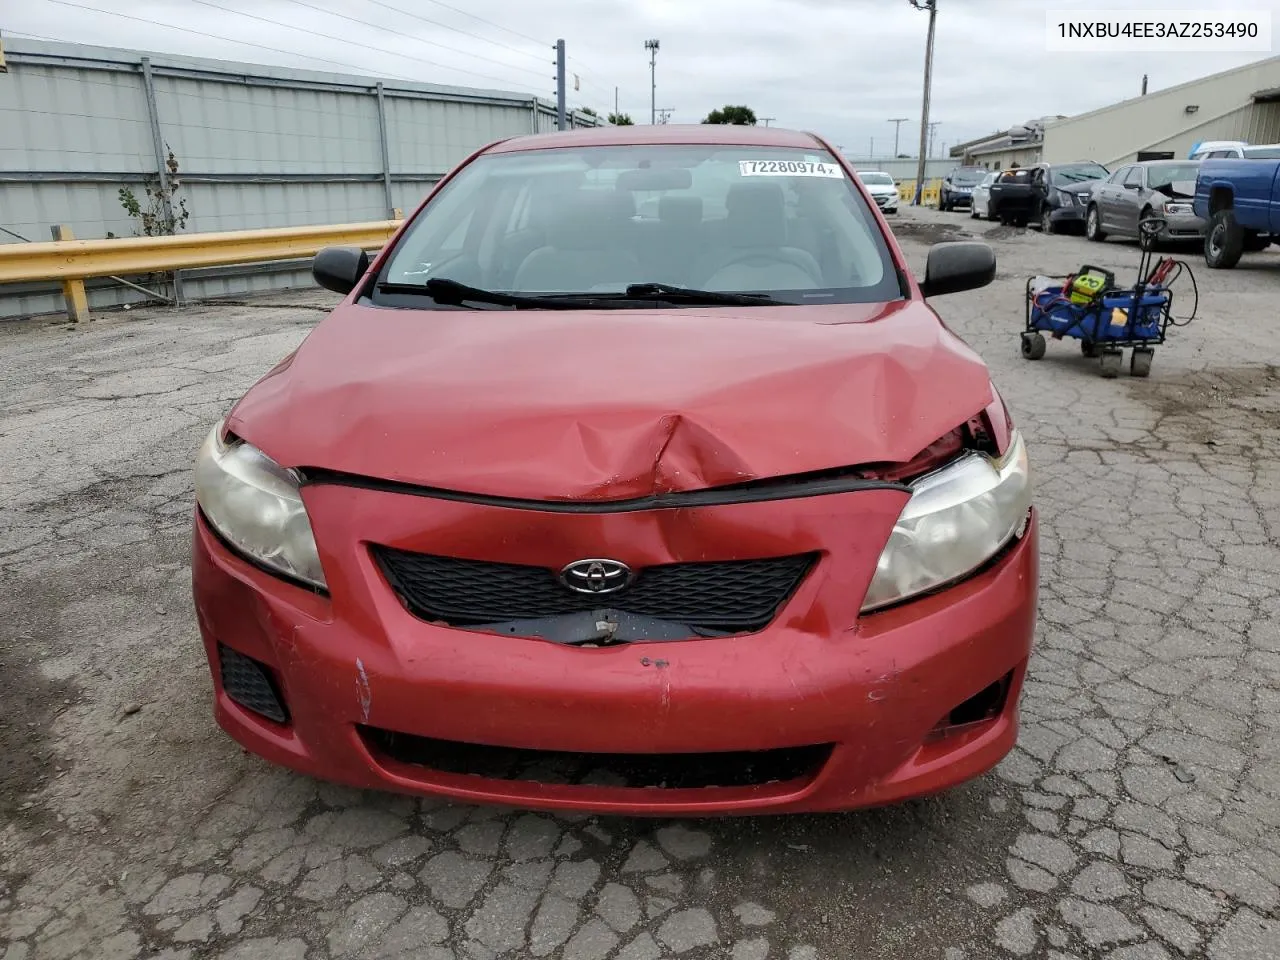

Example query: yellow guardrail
[896,179,943,205]
[0,218,404,322]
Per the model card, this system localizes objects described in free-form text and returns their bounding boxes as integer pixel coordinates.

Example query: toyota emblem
[560,558,632,595]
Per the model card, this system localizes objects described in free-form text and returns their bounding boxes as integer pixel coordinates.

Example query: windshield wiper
[377,278,787,309]
[623,282,786,306]
[379,278,625,310]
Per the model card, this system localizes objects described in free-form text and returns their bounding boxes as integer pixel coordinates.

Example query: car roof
[487,123,825,154]
[1134,158,1200,166]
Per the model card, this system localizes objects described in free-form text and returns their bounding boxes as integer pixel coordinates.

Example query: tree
[703,105,757,125]
[608,112,634,126]
[579,107,598,117]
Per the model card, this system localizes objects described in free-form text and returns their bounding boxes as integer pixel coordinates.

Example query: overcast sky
[6,0,1280,158]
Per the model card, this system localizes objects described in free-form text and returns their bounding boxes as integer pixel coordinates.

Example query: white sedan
[856,170,900,214]
[969,171,1000,221]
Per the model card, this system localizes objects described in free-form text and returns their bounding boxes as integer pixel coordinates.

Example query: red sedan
[192,124,1037,815]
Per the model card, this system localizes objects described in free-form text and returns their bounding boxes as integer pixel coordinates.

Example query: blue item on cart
[1029,285,1168,342]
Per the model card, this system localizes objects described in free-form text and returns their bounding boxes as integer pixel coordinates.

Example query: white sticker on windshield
[738,159,844,178]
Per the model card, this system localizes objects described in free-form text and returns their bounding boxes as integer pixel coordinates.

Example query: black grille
[218,644,288,723]
[373,547,817,634]
[362,727,832,789]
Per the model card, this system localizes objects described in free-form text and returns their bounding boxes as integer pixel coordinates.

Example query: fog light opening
[218,644,290,724]
[926,671,1013,742]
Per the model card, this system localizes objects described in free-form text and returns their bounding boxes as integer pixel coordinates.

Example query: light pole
[888,117,909,157]
[909,0,937,205]
[645,39,659,124]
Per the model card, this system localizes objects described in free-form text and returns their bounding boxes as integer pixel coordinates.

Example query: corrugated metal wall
[1041,55,1280,166]
[0,39,600,320]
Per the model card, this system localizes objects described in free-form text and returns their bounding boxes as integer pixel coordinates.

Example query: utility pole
[869,137,874,158]
[614,86,619,118]
[555,39,567,130]
[645,39,659,124]
[888,118,909,157]
[927,121,941,158]
[656,107,675,124]
[909,0,937,205]
[760,117,776,127]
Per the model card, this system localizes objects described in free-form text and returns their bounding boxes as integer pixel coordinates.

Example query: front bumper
[192,494,1038,816]
[1158,212,1206,240]
[871,193,899,212]
[1050,203,1086,224]
[945,192,973,207]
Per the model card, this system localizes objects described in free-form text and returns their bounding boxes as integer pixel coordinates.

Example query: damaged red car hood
[227,299,994,501]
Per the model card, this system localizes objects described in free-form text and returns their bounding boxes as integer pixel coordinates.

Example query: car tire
[1205,209,1244,269]
[1041,207,1055,234]
[1086,205,1107,242]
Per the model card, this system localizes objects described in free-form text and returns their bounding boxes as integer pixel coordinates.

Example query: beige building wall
[1042,56,1280,166]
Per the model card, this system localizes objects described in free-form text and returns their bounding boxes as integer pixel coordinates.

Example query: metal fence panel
[1,38,602,320]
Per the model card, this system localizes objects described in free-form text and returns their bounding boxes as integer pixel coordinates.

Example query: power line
[179,0,544,91]
[364,0,549,66]
[275,0,552,80]
[42,0,421,82]
[417,0,551,49]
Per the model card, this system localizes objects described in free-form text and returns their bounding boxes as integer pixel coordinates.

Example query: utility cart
[1020,218,1195,378]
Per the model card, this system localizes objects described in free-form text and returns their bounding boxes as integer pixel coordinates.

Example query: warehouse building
[952,55,1280,169]
[951,118,1066,170]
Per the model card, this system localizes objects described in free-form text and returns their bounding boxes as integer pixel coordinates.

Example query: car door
[1031,166,1049,215]
[1094,167,1126,228]
[1118,165,1146,235]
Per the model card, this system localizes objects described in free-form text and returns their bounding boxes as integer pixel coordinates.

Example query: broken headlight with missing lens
[862,430,1031,612]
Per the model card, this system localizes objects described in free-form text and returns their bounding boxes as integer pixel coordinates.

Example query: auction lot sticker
[739,159,844,178]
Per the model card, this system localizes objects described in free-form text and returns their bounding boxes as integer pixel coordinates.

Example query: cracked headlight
[862,430,1031,612]
[1164,202,1193,216]
[195,420,327,589]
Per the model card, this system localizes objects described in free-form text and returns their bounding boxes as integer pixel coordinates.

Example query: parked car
[1193,155,1278,268]
[987,168,1036,227]
[191,123,1036,816]
[1085,160,1204,244]
[856,170,900,213]
[969,170,1000,221]
[938,165,988,211]
[1189,140,1247,160]
[1190,141,1280,161]
[986,162,1108,231]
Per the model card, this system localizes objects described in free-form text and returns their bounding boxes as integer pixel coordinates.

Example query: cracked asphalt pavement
[3,206,1279,959]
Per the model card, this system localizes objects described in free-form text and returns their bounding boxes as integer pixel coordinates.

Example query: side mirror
[919,241,996,298]
[313,245,370,295]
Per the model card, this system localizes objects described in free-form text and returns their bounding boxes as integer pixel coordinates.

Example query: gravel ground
[2,205,1278,960]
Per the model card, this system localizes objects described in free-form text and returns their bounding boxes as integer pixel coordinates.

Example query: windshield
[378,144,899,305]
[1147,163,1200,188]
[858,172,895,185]
[1052,163,1108,185]
[952,168,985,184]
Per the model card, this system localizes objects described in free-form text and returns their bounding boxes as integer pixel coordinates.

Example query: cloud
[7,0,1280,158]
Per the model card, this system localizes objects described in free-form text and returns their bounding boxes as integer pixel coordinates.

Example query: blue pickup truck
[1192,151,1280,268]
